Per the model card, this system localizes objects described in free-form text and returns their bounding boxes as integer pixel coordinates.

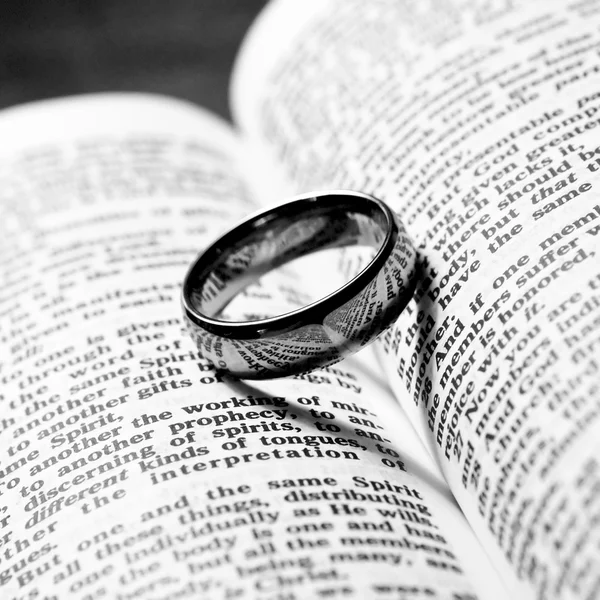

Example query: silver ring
[182,190,417,379]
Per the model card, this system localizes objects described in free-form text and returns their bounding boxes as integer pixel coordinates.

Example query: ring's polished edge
[182,190,418,379]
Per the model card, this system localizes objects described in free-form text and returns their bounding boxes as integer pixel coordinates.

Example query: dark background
[0,0,268,121]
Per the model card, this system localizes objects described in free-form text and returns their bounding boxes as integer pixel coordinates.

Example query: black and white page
[233,1,600,598]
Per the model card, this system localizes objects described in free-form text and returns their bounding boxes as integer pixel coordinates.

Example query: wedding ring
[182,190,417,379]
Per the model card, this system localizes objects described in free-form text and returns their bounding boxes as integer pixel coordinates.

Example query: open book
[1,0,598,597]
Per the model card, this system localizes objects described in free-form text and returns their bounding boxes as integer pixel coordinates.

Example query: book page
[0,94,501,599]
[232,1,600,598]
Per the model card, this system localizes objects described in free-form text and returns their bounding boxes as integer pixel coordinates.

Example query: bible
[1,0,599,599]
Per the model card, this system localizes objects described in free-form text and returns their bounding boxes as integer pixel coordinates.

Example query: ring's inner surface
[187,198,390,321]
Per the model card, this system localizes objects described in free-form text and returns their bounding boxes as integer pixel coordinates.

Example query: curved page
[232,1,600,598]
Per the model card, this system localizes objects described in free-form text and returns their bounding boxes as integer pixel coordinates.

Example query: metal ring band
[182,190,417,379]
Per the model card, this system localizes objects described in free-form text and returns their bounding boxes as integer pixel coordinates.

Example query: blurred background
[0,0,268,121]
